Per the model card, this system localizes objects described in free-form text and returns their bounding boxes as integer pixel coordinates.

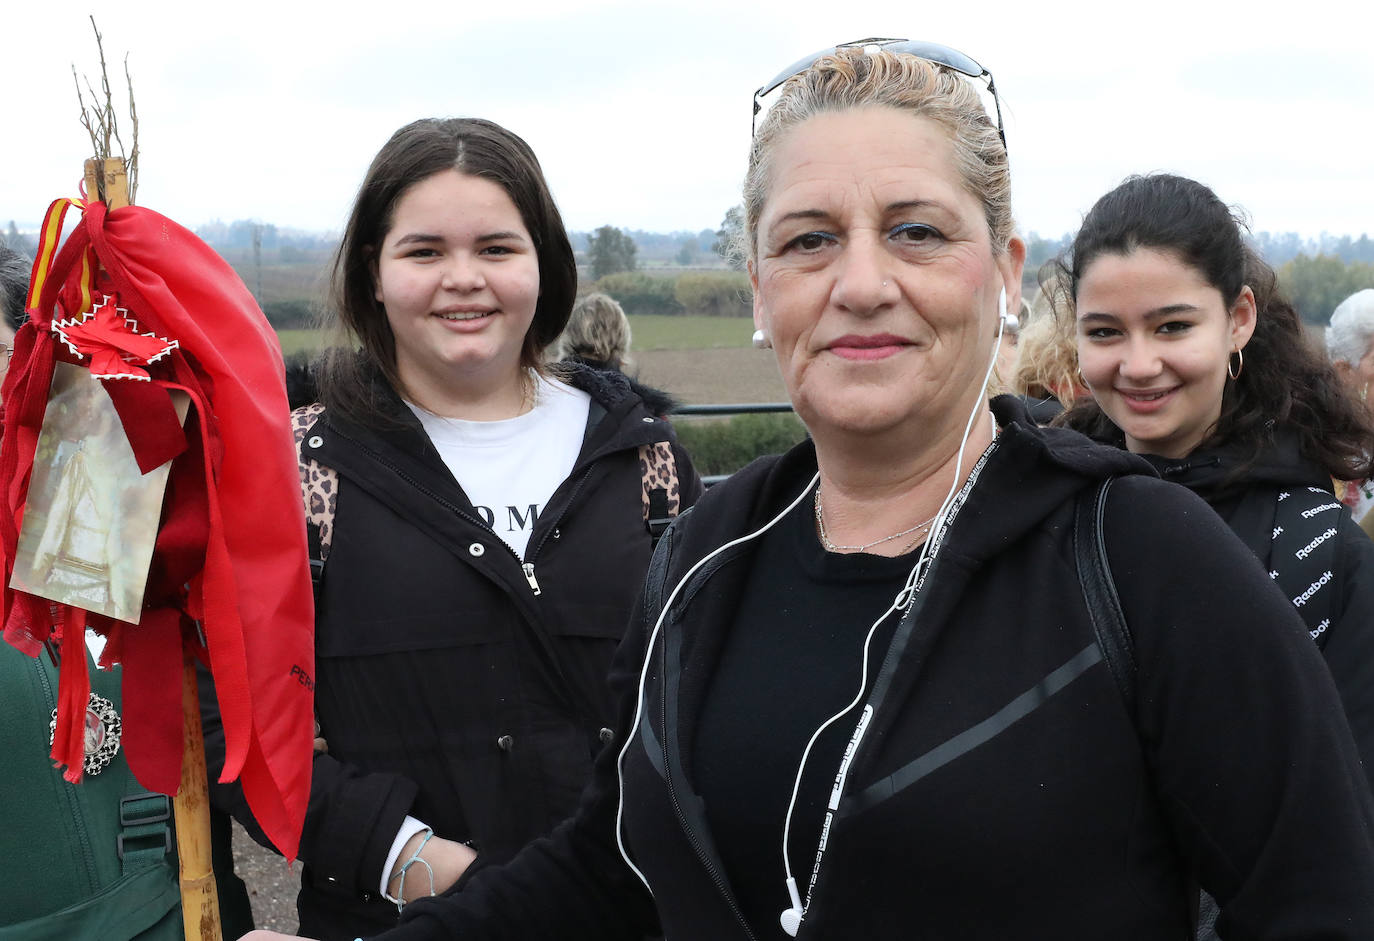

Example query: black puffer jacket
[221,363,701,940]
[380,397,1374,941]
[1131,436,1374,789]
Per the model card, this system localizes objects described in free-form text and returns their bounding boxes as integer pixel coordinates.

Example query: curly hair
[1010,271,1081,406]
[1056,174,1373,480]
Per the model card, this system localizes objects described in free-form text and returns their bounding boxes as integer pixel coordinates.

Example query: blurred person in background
[1008,269,1087,422]
[1327,287,1374,522]
[558,292,632,372]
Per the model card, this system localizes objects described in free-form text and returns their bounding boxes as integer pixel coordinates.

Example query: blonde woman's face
[749,106,1022,443]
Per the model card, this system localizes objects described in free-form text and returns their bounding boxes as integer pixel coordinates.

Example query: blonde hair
[559,292,632,370]
[740,47,1012,265]
[1010,278,1082,407]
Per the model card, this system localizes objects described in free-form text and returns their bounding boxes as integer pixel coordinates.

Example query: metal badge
[48,692,122,775]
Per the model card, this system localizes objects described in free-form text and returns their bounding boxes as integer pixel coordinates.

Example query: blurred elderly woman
[243,40,1374,941]
[1328,288,1374,520]
[559,292,633,372]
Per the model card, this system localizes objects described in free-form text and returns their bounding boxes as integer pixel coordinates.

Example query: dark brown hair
[1055,174,1373,480]
[317,117,576,424]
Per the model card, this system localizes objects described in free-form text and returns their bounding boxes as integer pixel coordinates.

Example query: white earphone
[997,286,1018,335]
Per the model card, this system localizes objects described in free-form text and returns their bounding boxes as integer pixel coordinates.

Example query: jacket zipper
[521,563,541,595]
[655,561,759,941]
[325,424,609,738]
[34,654,100,892]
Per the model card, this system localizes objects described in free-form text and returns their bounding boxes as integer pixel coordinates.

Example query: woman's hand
[388,831,478,902]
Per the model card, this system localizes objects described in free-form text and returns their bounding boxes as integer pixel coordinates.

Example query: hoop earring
[1228,348,1244,381]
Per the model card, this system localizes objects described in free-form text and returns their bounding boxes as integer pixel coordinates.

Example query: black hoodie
[383,397,1374,941]
[1134,436,1374,789]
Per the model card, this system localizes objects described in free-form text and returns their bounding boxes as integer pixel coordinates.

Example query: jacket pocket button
[599,727,615,744]
[307,435,323,448]
[468,543,485,557]
[497,734,514,751]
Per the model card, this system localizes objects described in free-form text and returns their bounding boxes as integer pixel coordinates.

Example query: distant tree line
[1278,255,1374,325]
[15,210,1369,329]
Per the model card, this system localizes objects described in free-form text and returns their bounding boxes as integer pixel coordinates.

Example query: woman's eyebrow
[474,231,527,243]
[391,232,442,246]
[1078,303,1200,323]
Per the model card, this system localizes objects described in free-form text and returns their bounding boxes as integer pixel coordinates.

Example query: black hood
[1139,431,1328,505]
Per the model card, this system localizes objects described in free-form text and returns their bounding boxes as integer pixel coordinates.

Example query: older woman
[1328,288,1374,521]
[243,41,1374,941]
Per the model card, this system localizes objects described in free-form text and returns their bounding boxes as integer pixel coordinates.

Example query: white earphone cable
[615,470,822,894]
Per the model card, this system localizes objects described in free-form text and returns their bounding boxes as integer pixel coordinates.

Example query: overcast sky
[5,1,1372,241]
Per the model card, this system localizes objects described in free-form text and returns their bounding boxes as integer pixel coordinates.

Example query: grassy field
[275,315,787,405]
[279,315,755,355]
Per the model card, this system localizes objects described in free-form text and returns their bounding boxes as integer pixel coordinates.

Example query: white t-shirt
[407,374,591,559]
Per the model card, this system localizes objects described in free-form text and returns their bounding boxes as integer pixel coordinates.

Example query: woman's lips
[827,334,909,361]
[433,308,495,331]
[1116,386,1178,413]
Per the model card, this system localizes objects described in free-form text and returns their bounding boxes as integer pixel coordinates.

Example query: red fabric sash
[0,197,313,859]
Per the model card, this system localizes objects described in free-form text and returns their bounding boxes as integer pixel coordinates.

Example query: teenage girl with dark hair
[224,117,701,940]
[1059,173,1374,781]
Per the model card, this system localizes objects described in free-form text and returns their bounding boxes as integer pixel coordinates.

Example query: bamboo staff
[83,154,223,941]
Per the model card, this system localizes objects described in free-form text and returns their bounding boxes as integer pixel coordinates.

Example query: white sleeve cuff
[380,815,430,899]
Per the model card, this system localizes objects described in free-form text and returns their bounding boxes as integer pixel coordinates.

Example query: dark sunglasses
[751,37,1005,152]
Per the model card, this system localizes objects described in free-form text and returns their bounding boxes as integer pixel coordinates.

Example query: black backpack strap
[1268,486,1343,649]
[1073,477,1137,714]
[1076,477,1206,937]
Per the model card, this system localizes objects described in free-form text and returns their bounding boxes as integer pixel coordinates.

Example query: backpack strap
[290,403,336,583]
[1268,486,1343,649]
[639,441,680,546]
[1073,477,1137,715]
[1074,479,1207,934]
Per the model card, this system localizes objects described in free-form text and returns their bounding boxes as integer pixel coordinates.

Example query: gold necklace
[813,488,937,554]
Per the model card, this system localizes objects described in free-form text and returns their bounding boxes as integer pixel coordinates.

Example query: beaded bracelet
[386,827,436,913]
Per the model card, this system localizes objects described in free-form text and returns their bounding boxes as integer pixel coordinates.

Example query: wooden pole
[174,656,222,941]
[88,155,222,941]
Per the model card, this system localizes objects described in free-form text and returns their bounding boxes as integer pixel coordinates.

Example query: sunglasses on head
[751,37,1005,152]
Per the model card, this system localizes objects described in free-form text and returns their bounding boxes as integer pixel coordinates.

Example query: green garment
[0,642,254,939]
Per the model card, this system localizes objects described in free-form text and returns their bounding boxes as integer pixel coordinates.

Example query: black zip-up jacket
[382,397,1374,941]
[1139,436,1374,789]
[215,364,701,940]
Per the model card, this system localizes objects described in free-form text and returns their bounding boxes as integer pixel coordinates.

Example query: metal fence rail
[668,401,798,487]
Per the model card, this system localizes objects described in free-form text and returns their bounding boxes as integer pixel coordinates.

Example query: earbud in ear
[997,287,1019,336]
